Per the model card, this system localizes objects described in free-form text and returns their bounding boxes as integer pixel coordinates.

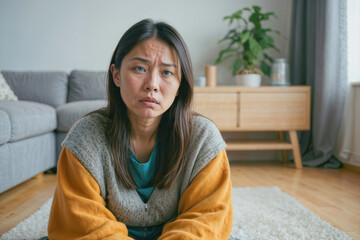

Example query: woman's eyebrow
[162,62,177,68]
[129,57,150,63]
[129,57,177,68]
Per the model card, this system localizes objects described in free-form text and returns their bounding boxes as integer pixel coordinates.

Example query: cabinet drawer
[194,93,237,129]
[239,92,309,130]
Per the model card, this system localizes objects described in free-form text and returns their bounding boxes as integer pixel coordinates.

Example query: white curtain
[334,0,360,166]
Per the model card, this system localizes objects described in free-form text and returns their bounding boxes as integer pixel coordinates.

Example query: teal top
[128,142,163,239]
[129,142,157,203]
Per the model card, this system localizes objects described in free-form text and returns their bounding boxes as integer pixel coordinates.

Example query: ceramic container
[236,74,261,87]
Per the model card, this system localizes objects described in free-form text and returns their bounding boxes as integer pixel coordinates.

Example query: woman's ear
[110,64,121,87]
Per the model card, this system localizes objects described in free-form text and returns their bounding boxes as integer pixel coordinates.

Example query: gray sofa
[0,70,107,193]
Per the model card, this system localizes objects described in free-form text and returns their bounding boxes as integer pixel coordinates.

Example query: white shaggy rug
[0,187,352,240]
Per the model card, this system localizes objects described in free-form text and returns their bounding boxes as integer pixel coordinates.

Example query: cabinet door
[239,92,310,130]
[194,93,237,129]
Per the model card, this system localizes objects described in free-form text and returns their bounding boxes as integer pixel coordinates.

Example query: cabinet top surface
[194,86,310,93]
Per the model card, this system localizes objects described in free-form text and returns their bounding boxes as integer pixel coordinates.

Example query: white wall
[0,0,293,161]
[0,0,293,85]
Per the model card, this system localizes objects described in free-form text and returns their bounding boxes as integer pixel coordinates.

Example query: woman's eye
[163,71,173,76]
[134,66,145,72]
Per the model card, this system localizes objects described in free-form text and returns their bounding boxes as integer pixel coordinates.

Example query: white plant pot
[236,74,261,87]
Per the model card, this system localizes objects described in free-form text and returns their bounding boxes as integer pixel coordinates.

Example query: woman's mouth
[140,97,159,106]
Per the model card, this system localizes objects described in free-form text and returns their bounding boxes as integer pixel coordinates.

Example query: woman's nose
[145,71,159,92]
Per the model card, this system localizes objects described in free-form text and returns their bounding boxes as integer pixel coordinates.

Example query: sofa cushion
[68,70,107,102]
[0,72,18,101]
[56,100,107,132]
[1,71,68,108]
[0,101,57,142]
[0,110,11,144]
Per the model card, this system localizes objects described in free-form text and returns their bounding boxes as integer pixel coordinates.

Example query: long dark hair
[95,19,194,189]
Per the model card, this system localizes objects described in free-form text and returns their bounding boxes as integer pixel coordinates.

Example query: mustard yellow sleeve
[158,149,233,239]
[48,147,134,240]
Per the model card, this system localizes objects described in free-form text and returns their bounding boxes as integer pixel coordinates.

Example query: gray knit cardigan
[62,113,226,227]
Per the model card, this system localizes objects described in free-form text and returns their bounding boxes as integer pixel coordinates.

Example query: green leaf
[249,13,257,23]
[224,29,237,38]
[265,12,277,19]
[263,53,274,63]
[263,34,274,45]
[258,39,269,49]
[233,10,243,18]
[257,29,266,38]
[220,54,235,63]
[253,6,261,13]
[215,48,237,64]
[218,29,237,44]
[259,13,265,21]
[229,17,234,25]
[218,38,227,44]
[255,23,261,32]
[232,58,243,75]
[249,38,263,58]
[230,34,243,47]
[268,43,280,53]
[240,30,251,44]
[232,10,243,16]
[260,61,271,77]
[243,7,251,11]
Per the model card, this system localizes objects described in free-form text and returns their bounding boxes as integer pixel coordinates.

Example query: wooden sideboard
[193,86,311,168]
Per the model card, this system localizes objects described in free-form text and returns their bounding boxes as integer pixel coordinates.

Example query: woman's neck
[129,117,160,142]
[128,114,161,163]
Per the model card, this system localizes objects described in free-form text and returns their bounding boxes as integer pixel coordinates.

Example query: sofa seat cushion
[0,110,11,145]
[56,100,107,132]
[0,101,56,142]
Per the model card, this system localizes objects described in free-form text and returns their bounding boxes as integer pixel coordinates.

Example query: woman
[48,19,233,240]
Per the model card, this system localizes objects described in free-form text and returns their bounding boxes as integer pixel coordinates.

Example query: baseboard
[343,163,360,174]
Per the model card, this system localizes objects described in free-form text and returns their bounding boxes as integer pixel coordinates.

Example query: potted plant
[215,5,279,87]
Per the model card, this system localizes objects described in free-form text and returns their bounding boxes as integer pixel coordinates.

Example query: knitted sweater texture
[62,113,226,227]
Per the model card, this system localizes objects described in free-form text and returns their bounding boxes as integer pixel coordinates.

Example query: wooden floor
[0,162,359,239]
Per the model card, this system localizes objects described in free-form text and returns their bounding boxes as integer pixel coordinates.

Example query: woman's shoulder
[192,114,221,136]
[63,112,110,152]
[76,112,110,126]
[70,112,110,134]
[189,114,225,154]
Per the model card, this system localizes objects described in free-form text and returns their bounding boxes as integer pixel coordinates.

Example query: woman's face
[111,38,181,121]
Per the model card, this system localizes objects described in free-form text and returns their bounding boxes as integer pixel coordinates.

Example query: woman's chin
[132,110,163,120]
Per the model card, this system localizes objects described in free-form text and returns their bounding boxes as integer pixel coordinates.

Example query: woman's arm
[158,149,233,239]
[48,148,134,240]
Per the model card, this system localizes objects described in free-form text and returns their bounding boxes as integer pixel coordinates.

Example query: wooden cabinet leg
[278,132,288,164]
[289,131,303,168]
[33,172,44,179]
